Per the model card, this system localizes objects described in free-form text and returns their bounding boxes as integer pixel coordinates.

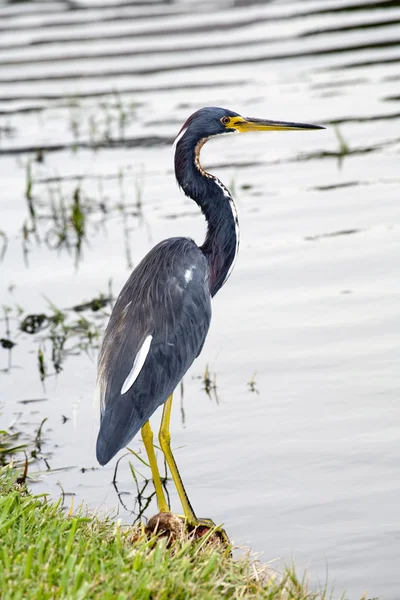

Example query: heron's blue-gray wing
[96,237,211,465]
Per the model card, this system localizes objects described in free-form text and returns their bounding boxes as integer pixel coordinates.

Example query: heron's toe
[188,517,230,546]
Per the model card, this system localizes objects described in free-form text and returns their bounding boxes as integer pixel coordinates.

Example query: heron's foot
[187,517,230,547]
[144,512,230,548]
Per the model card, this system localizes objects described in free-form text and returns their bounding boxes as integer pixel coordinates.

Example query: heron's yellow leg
[141,420,169,513]
[159,394,198,525]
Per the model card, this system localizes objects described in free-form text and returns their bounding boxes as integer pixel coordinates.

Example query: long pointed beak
[232,116,325,132]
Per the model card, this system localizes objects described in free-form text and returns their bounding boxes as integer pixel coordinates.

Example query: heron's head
[174,106,324,199]
[174,106,324,146]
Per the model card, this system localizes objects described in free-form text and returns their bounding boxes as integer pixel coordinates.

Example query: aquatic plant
[2,293,112,380]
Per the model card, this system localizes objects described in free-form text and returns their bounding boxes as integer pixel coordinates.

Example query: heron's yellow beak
[225,115,324,132]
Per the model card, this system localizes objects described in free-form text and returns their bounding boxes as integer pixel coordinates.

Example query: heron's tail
[96,395,145,465]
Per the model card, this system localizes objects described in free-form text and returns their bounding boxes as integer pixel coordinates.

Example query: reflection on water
[112,449,171,525]
[1,0,400,598]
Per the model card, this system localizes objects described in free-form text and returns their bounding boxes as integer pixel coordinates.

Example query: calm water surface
[1,1,400,598]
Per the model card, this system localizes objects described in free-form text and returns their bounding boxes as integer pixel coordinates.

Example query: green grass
[0,465,336,600]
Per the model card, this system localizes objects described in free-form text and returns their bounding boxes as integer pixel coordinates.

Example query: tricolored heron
[96,107,323,529]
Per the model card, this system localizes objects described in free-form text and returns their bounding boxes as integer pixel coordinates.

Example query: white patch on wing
[184,267,194,283]
[121,334,153,395]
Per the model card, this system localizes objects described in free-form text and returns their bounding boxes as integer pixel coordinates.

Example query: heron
[96,106,323,530]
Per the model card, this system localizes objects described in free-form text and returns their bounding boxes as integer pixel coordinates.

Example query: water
[1,0,400,597]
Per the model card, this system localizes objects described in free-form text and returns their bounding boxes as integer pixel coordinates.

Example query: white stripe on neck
[173,126,187,148]
[214,178,240,287]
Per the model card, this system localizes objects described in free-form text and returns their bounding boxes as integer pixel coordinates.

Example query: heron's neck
[175,137,239,296]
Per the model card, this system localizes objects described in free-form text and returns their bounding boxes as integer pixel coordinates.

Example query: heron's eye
[221,117,230,125]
